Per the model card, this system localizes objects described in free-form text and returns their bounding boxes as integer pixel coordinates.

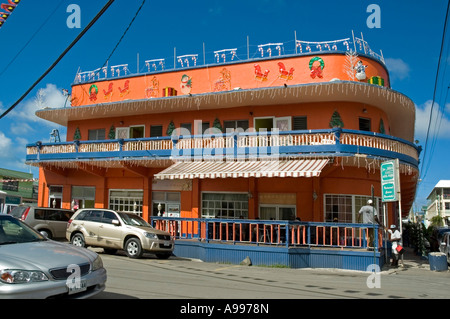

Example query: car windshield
[118,212,152,227]
[0,216,46,245]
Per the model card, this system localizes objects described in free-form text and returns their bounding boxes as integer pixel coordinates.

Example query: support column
[142,175,152,221]
[248,177,258,219]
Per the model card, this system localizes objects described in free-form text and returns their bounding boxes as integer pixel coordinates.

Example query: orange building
[26,37,419,233]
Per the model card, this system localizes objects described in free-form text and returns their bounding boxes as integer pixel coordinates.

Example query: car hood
[0,240,98,271]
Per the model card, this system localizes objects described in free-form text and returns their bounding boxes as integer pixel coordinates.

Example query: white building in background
[426,180,450,225]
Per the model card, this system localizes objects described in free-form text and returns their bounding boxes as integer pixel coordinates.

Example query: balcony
[26,128,420,169]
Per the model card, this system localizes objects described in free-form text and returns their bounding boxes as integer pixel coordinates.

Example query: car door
[78,210,103,246]
[98,211,122,248]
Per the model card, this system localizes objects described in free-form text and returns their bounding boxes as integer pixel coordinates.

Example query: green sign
[380,159,399,202]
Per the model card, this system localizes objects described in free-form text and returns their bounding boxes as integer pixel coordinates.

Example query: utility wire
[0,0,65,78]
[419,0,450,180]
[0,0,115,120]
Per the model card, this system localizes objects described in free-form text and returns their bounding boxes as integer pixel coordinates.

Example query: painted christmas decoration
[214,68,231,92]
[89,84,98,102]
[278,62,294,81]
[163,87,177,97]
[118,80,130,97]
[309,57,325,79]
[329,110,344,128]
[254,64,270,81]
[180,74,193,94]
[367,76,384,86]
[354,60,368,80]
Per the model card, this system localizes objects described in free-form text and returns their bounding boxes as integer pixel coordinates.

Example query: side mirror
[112,219,120,226]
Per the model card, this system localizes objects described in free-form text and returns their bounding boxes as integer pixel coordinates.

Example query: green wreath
[309,57,325,70]
[89,84,98,95]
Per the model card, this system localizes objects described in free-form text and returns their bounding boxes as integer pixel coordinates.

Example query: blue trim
[173,240,385,271]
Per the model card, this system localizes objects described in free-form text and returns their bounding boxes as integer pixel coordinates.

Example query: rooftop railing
[26,128,420,168]
[73,32,385,84]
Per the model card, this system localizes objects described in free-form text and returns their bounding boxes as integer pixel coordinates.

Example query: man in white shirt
[358,200,382,248]
[386,224,402,267]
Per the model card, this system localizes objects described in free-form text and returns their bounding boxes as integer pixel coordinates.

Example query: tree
[212,118,223,133]
[108,125,116,139]
[166,121,175,136]
[329,110,344,128]
[73,127,81,141]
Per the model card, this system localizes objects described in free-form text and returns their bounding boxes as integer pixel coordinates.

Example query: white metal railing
[27,130,419,163]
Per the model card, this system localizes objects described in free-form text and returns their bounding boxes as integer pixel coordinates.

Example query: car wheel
[71,233,86,248]
[155,253,171,259]
[125,238,143,259]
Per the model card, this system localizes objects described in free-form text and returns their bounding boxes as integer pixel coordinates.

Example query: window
[260,205,296,220]
[152,192,181,217]
[196,121,210,135]
[359,118,371,131]
[130,126,145,138]
[201,193,248,219]
[150,125,163,137]
[293,116,307,130]
[72,186,95,209]
[180,123,192,135]
[88,129,106,140]
[223,120,249,132]
[324,194,383,224]
[109,190,143,216]
[1,177,18,192]
[49,185,63,208]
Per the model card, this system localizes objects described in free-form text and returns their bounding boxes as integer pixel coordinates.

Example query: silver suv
[9,205,74,239]
[66,209,174,259]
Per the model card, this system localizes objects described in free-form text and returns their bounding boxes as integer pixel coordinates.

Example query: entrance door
[254,117,274,132]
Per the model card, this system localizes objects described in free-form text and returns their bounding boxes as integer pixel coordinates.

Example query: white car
[0,214,106,299]
[439,232,450,264]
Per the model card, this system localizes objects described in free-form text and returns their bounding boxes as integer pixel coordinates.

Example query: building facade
[26,36,420,229]
[426,180,450,225]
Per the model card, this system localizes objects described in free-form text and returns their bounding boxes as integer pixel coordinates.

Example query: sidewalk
[382,246,435,273]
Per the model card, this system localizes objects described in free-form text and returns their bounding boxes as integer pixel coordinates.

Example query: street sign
[380,159,399,202]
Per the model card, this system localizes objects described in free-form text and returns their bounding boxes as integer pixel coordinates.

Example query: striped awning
[154,159,329,180]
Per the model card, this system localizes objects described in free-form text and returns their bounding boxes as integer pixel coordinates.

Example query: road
[91,249,450,300]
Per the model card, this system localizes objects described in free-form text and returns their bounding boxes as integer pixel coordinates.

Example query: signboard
[380,159,400,202]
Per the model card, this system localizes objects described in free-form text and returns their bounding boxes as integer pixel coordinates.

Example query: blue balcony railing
[152,217,384,250]
[26,128,420,168]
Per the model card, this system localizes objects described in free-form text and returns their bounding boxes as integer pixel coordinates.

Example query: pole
[383,202,388,264]
[294,30,297,54]
[371,185,376,268]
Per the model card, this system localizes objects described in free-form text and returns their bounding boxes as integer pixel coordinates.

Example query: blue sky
[0,0,448,209]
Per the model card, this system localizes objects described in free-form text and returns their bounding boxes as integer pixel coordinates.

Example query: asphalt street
[90,246,450,300]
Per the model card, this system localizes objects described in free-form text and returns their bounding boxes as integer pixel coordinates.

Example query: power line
[0,0,116,121]
[419,0,450,181]
[0,0,65,78]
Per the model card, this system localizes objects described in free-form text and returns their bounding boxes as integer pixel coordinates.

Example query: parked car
[9,205,74,239]
[66,209,174,259]
[439,232,450,264]
[1,203,18,215]
[0,214,106,299]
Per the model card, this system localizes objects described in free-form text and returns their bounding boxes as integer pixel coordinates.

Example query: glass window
[109,190,143,216]
[102,211,118,224]
[223,120,249,132]
[88,129,106,140]
[130,126,145,138]
[201,193,248,219]
[150,125,163,137]
[324,194,383,224]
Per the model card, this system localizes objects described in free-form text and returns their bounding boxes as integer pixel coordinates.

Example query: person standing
[386,224,402,267]
[358,199,383,248]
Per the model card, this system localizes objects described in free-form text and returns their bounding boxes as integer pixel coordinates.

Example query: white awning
[154,159,329,180]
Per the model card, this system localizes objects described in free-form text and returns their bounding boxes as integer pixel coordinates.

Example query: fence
[152,217,384,250]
